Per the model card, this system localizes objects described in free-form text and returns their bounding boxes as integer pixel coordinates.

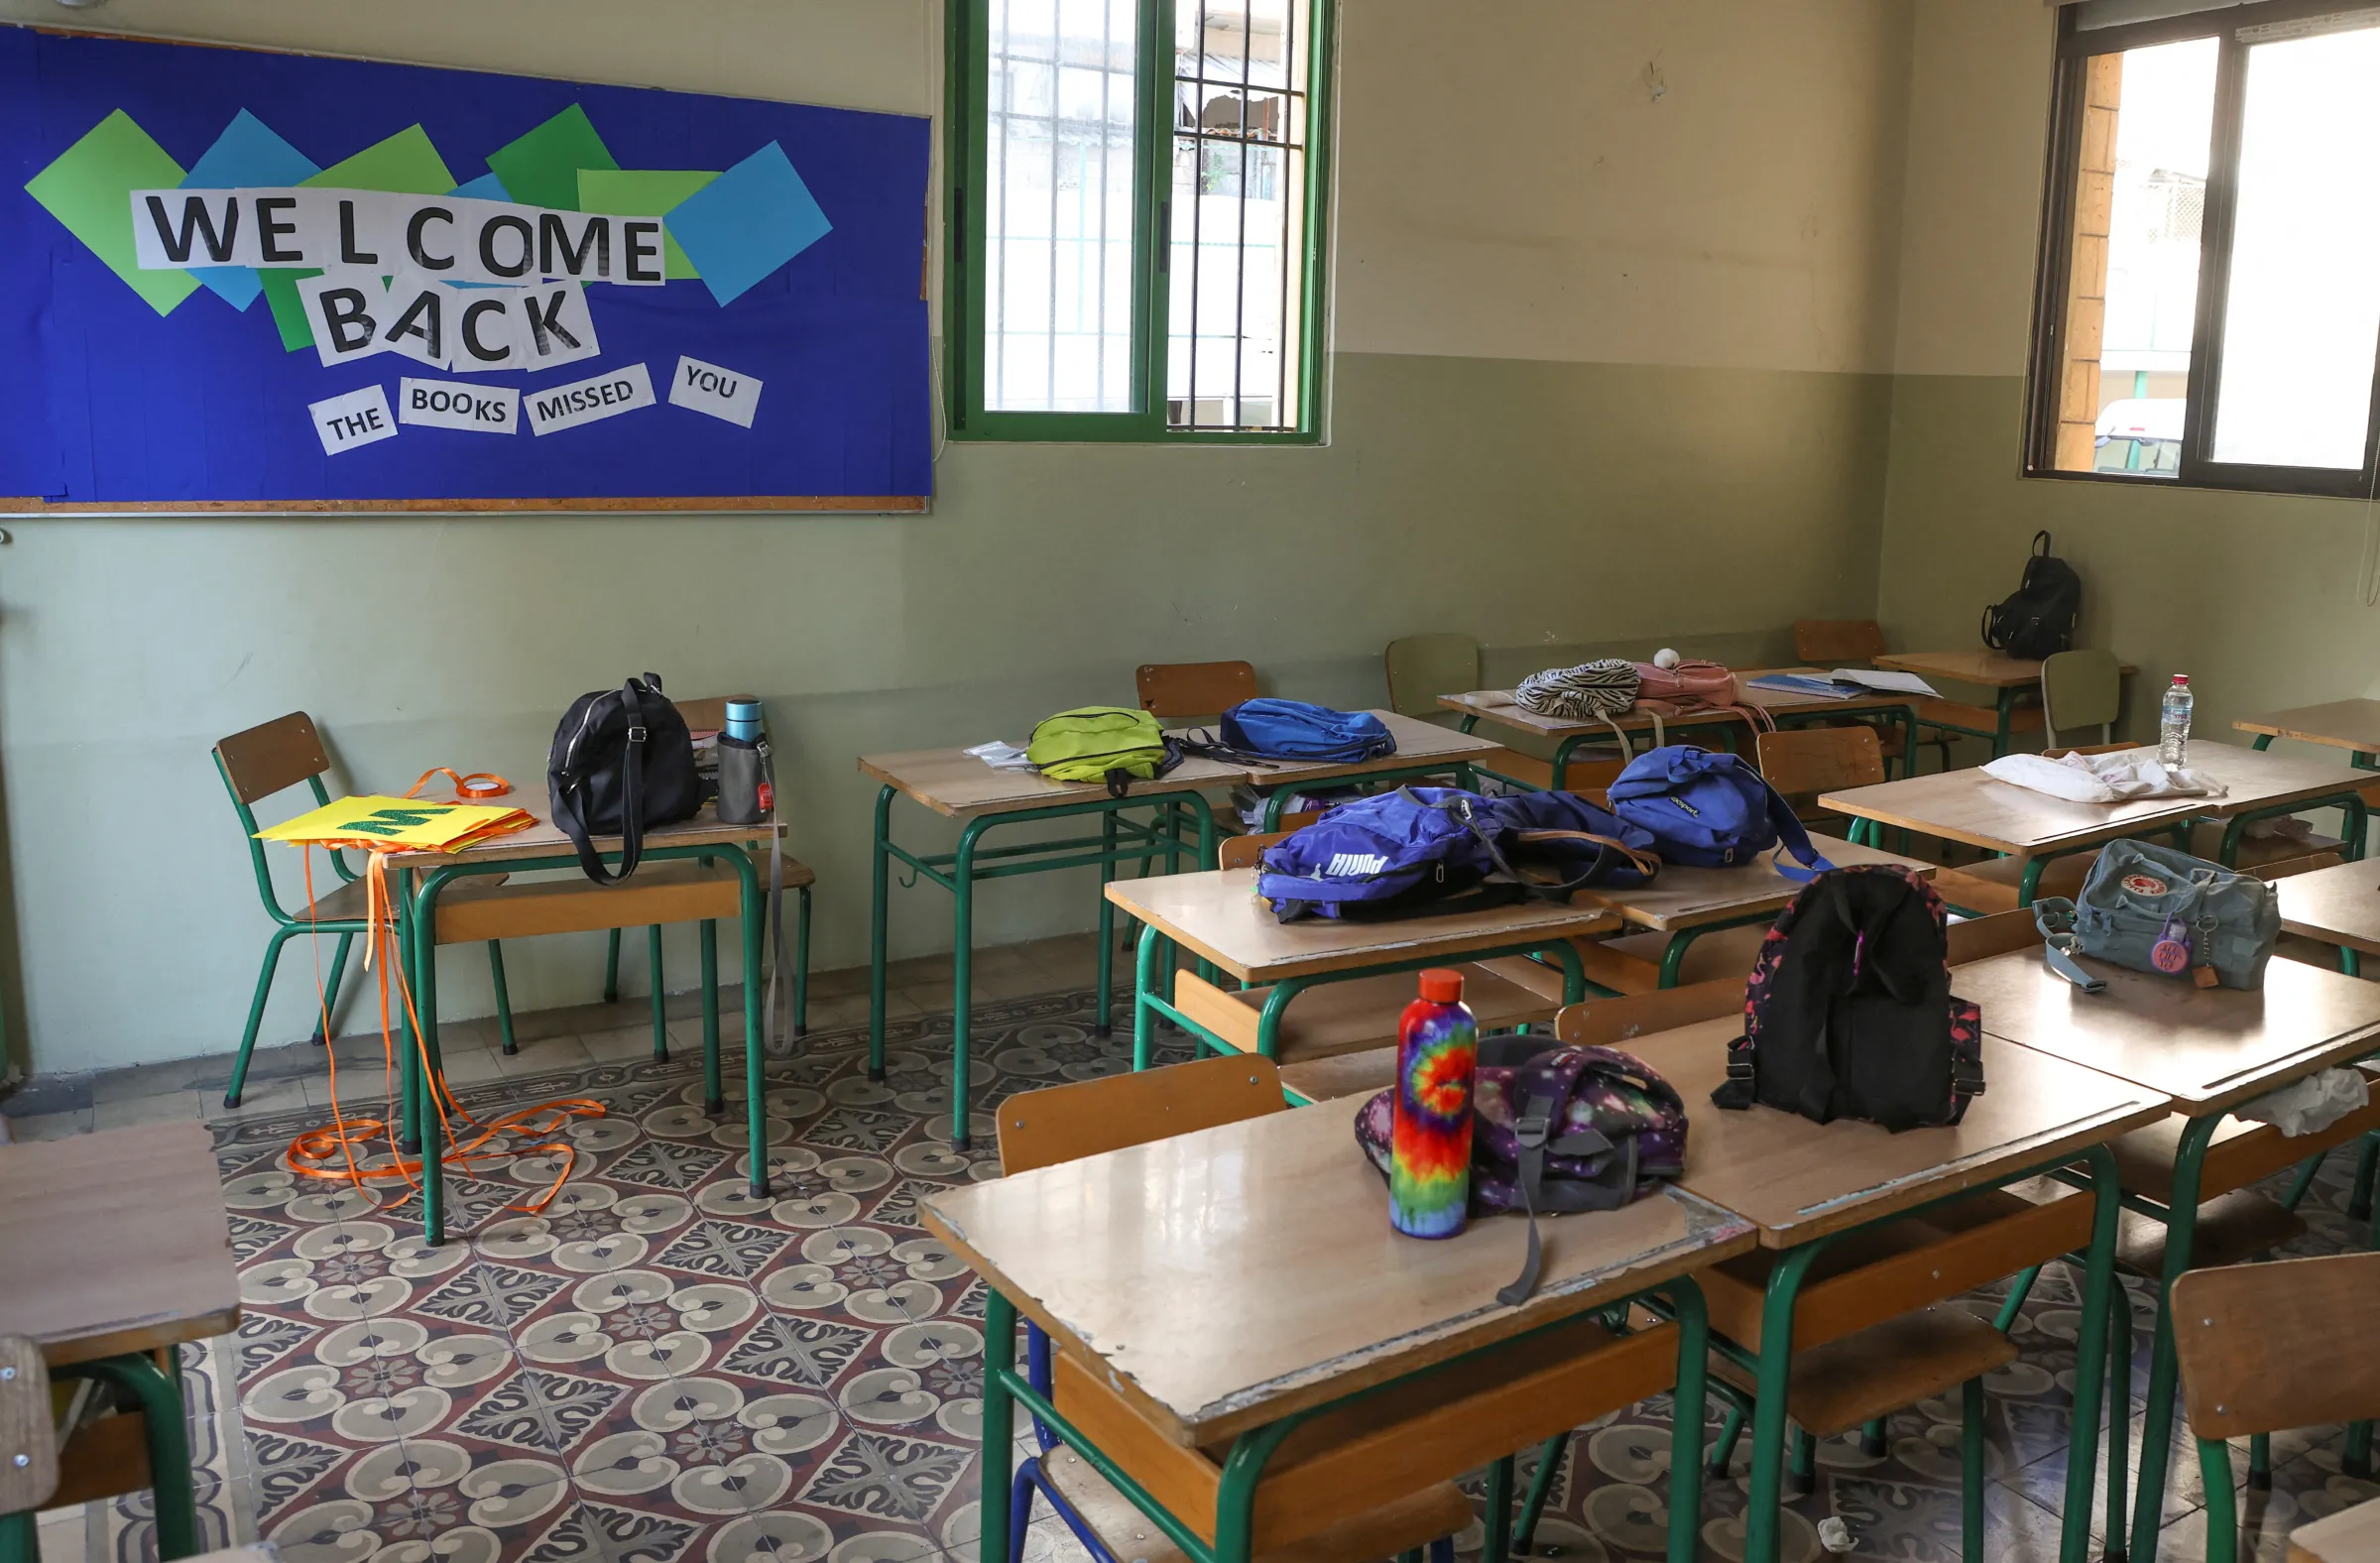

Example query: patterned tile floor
[21,955,2380,1563]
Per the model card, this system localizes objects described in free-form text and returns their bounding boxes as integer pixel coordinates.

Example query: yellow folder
[256,794,534,853]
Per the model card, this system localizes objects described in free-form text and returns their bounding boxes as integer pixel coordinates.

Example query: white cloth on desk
[1981,749,2228,803]
[2238,1067,2369,1138]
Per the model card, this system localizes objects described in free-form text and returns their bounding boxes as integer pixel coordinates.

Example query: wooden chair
[1136,661,1257,721]
[1382,633,1580,788]
[1756,724,1883,837]
[595,696,818,1045]
[996,1057,1467,1563]
[2039,650,2122,747]
[1792,619,2043,768]
[2174,1253,2380,1563]
[214,713,518,1107]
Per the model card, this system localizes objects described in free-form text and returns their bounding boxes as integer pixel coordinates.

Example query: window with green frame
[944,0,1334,442]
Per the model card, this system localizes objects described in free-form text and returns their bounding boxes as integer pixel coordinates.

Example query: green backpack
[1026,706,1179,795]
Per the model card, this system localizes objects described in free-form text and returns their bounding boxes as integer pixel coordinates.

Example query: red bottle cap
[1417,968,1464,1004]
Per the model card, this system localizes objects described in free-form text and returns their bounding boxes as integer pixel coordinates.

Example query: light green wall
[3,351,1891,1072]
[1877,375,2380,746]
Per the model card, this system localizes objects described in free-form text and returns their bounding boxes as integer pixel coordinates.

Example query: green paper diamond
[303,123,456,195]
[24,109,200,316]
[576,169,719,280]
[259,267,322,351]
[488,105,617,212]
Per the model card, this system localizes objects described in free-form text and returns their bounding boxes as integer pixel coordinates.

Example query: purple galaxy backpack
[1356,1036,1689,1301]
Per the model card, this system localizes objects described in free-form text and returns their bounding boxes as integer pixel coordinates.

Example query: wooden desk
[1625,1019,2169,1246]
[2276,856,2380,970]
[859,747,1247,1149]
[0,1125,237,1560]
[2235,699,2380,769]
[1103,868,1618,1065]
[1578,837,1935,988]
[1874,651,2139,758]
[2293,1496,2380,1563]
[922,1096,1753,1563]
[1964,944,2380,1563]
[1820,742,2373,903]
[1439,668,1922,789]
[1618,1014,2163,1563]
[386,802,779,1239]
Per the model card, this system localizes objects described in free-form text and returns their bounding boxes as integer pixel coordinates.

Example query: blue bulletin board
[0,27,932,511]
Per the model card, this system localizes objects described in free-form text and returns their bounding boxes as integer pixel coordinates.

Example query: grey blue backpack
[2032,839,2279,993]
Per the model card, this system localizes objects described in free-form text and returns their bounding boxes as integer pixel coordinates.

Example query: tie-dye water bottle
[1391,968,1479,1239]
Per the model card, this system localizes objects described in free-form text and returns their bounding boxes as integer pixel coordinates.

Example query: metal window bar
[1168,0,1310,430]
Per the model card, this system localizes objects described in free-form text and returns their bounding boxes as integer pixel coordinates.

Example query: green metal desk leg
[2104,1281,2130,1563]
[1741,1242,1826,1563]
[1963,1378,1987,1559]
[604,927,624,1003]
[487,941,516,1055]
[1214,1419,1304,1563]
[1513,1436,1567,1555]
[1097,810,1119,1037]
[60,1354,198,1560]
[949,819,990,1150]
[979,1291,1016,1563]
[1551,737,1587,792]
[1994,686,2017,759]
[0,1512,32,1563]
[412,868,446,1248]
[2125,1116,2220,1563]
[867,783,895,1082]
[2059,1145,2124,1563]
[649,926,668,1061]
[1130,924,1162,1070]
[729,849,768,1197]
[700,919,723,1115]
[1254,979,1309,1060]
[1665,1278,1711,1563]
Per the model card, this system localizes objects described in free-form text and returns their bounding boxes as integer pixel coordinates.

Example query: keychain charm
[2151,913,2193,974]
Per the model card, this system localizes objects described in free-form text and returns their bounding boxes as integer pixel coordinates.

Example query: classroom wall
[1876,0,2380,748]
[0,0,1915,1073]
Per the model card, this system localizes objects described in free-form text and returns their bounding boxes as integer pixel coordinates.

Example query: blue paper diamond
[447,173,511,201]
[180,110,319,310]
[664,141,831,307]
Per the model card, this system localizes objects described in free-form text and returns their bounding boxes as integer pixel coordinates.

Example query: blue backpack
[1217,699,1396,764]
[1256,787,1659,921]
[1606,747,1835,880]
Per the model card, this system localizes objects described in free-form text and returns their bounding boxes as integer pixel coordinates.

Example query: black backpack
[548,674,702,885]
[1713,865,1983,1132]
[1981,530,2082,661]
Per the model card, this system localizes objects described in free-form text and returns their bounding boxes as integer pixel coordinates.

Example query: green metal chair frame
[213,715,518,1109]
[2039,649,2123,748]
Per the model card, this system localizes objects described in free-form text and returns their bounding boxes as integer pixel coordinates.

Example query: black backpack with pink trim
[1712,865,1983,1132]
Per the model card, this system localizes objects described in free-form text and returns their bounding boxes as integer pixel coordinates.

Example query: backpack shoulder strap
[554,680,647,887]
[2032,896,2107,994]
[1494,1050,1636,1306]
[1761,778,1837,884]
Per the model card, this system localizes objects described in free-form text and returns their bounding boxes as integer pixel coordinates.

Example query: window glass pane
[1167,0,1310,431]
[2208,19,2380,469]
[2049,38,2216,474]
[983,0,1140,414]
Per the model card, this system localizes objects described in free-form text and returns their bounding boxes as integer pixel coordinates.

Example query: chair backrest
[1217,812,1321,869]
[2250,851,2344,883]
[214,712,331,805]
[2040,649,2123,746]
[2042,742,2142,759]
[2173,1251,2380,1441]
[997,1053,1287,1175]
[1947,908,2044,964]
[1754,725,1884,797]
[1383,634,1482,719]
[1555,979,1742,1047]
[1792,620,1888,664]
[1135,661,1257,719]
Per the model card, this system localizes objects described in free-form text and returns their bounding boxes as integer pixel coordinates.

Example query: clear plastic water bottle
[2160,674,2194,768]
